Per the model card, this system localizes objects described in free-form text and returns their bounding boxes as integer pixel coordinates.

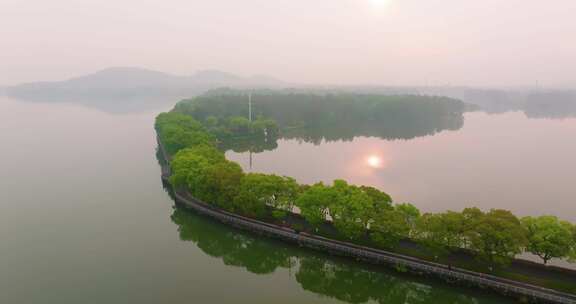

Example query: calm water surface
[0,96,550,303]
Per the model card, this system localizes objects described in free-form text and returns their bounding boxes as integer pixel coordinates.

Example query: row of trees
[156,109,576,267]
[155,112,279,155]
[173,90,465,142]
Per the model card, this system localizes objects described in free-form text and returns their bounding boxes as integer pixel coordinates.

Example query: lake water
[0,95,568,303]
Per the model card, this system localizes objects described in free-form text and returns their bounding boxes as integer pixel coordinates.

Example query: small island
[156,91,576,303]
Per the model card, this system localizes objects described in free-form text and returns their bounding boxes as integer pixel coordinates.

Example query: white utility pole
[248,92,253,122]
[248,92,253,171]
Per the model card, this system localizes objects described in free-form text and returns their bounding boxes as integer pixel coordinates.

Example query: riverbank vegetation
[156,92,576,293]
[174,89,464,144]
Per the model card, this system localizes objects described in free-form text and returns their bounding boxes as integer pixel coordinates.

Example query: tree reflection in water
[170,206,510,304]
[218,113,464,154]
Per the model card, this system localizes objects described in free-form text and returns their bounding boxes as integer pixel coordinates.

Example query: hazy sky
[1,0,575,87]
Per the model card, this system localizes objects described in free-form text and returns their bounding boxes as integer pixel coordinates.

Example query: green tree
[233,174,267,217]
[360,186,393,210]
[170,150,211,188]
[228,116,252,135]
[395,203,420,237]
[155,112,215,155]
[204,115,219,128]
[183,144,225,163]
[438,211,467,248]
[234,173,298,219]
[467,209,527,266]
[295,183,333,228]
[250,118,267,137]
[522,216,574,264]
[268,176,300,219]
[160,125,211,154]
[415,213,448,255]
[262,118,280,138]
[155,112,203,132]
[570,224,576,262]
[370,209,410,249]
[416,211,466,252]
[330,180,375,240]
[461,207,484,249]
[197,160,244,210]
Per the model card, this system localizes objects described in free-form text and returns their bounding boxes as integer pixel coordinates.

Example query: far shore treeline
[156,91,576,269]
[174,89,465,143]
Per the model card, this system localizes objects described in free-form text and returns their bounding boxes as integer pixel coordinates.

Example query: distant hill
[4,67,285,113]
[6,67,285,100]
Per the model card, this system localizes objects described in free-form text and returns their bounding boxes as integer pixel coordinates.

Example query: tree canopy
[295,183,333,228]
[522,216,574,264]
[466,209,527,266]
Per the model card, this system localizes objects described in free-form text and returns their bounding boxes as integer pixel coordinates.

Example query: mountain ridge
[7,67,284,91]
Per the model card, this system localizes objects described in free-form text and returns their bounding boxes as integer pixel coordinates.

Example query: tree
[262,118,280,138]
[204,115,219,129]
[228,116,252,135]
[270,176,300,219]
[234,174,267,217]
[198,160,244,210]
[415,213,448,255]
[170,149,211,188]
[155,112,203,132]
[522,216,574,264]
[250,117,279,139]
[330,180,375,240]
[467,209,527,266]
[395,203,420,238]
[438,211,467,248]
[414,211,466,256]
[234,173,299,219]
[359,186,393,210]
[461,207,484,249]
[155,112,215,155]
[370,209,410,249]
[168,143,225,190]
[183,144,225,164]
[570,224,576,263]
[295,183,333,228]
[203,116,233,139]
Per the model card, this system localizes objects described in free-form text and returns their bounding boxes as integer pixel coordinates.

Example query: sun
[369,0,391,9]
[367,155,383,168]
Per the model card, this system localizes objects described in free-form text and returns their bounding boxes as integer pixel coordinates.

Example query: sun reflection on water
[366,154,386,169]
[367,155,382,168]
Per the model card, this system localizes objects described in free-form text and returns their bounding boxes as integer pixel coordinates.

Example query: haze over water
[2,0,576,87]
